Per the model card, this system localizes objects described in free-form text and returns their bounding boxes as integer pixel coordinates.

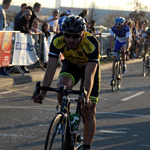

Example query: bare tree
[87,2,97,23]
[128,0,147,22]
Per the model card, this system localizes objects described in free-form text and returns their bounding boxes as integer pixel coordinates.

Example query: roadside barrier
[0,31,109,76]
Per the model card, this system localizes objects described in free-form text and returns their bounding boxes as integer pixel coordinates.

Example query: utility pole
[55,0,61,9]
[71,0,73,7]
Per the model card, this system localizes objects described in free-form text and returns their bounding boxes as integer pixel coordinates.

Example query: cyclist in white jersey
[108,17,130,85]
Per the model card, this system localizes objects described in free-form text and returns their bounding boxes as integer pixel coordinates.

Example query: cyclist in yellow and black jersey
[33,15,101,150]
[49,31,100,66]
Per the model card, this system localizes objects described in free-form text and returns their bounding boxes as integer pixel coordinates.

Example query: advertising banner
[44,33,55,63]
[0,32,12,67]
[12,33,39,66]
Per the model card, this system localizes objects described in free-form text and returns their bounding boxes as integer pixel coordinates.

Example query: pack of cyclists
[107,16,150,85]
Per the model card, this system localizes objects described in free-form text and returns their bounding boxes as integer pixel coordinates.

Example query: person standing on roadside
[26,3,58,30]
[0,0,12,76]
[48,9,59,33]
[14,3,27,30]
[78,9,89,23]
[15,9,32,34]
[58,10,73,32]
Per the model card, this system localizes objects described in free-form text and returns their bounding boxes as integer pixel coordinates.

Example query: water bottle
[69,113,80,133]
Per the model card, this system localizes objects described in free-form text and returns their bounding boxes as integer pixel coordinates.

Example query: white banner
[44,33,55,63]
[12,33,39,66]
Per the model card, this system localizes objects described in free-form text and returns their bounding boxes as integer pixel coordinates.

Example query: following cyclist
[140,28,150,60]
[33,15,101,150]
[107,17,130,85]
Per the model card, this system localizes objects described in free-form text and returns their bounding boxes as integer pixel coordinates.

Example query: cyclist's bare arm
[108,35,114,49]
[35,16,58,24]
[126,37,130,52]
[84,62,98,99]
[33,57,58,103]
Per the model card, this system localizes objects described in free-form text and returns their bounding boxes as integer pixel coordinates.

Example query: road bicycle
[32,81,87,150]
[143,47,150,77]
[111,51,123,92]
[107,49,123,92]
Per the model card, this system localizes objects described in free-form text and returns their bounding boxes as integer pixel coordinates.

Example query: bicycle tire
[74,116,84,149]
[44,113,67,150]
[75,144,83,150]
[112,62,118,92]
[117,60,122,89]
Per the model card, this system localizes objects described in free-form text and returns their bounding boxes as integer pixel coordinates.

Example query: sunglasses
[116,23,123,26]
[64,33,82,39]
[25,13,31,17]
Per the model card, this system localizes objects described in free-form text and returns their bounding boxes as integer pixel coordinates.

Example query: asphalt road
[0,60,150,150]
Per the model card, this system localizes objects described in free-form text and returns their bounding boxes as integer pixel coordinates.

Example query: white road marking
[0,91,12,94]
[121,91,145,101]
[100,130,127,134]
[0,133,34,138]
[94,136,104,139]
[140,144,150,147]
[97,111,150,118]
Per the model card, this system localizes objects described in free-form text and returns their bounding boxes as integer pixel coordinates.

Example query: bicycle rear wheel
[44,113,67,150]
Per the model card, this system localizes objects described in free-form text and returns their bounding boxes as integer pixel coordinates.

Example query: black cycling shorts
[58,60,101,103]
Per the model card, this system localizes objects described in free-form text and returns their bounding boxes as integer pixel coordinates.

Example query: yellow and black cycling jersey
[49,31,100,66]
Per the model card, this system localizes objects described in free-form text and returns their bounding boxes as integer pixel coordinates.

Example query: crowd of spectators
[125,18,149,59]
[0,1,93,75]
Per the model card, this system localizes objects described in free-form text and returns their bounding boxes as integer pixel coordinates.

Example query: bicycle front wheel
[44,113,67,150]
[117,61,122,89]
[112,62,118,92]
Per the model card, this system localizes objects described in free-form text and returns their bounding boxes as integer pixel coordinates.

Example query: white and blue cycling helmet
[115,17,125,24]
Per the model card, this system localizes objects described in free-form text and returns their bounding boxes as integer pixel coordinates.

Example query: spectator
[87,20,96,34]
[78,9,89,23]
[87,20,101,36]
[27,3,58,30]
[48,9,59,33]
[0,0,12,76]
[31,20,42,34]
[15,9,33,73]
[58,10,73,32]
[41,22,50,40]
[15,9,32,34]
[14,3,27,30]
